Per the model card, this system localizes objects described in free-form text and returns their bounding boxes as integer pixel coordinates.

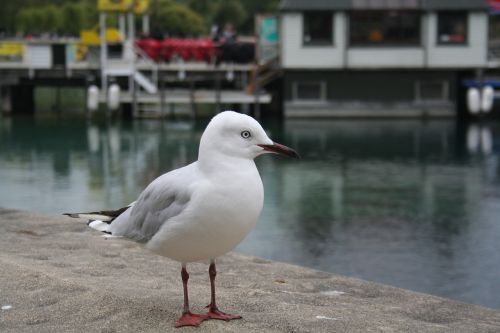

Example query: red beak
[258,142,300,159]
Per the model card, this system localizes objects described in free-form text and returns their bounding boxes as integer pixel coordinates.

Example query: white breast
[146,163,264,263]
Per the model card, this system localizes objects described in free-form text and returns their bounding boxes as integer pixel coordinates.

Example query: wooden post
[160,69,165,117]
[119,14,126,40]
[142,14,150,36]
[254,77,261,120]
[189,76,197,118]
[100,12,108,94]
[128,10,137,117]
[215,71,221,113]
[132,79,138,118]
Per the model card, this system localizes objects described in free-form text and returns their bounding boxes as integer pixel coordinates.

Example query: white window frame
[414,80,449,103]
[292,81,327,102]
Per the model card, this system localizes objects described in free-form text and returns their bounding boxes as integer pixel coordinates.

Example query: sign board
[260,16,278,45]
[257,15,279,64]
[81,28,123,45]
[0,42,25,58]
[98,0,134,12]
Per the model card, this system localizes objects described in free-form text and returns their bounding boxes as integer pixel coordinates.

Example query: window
[303,12,333,45]
[349,11,421,46]
[415,81,449,102]
[292,81,327,101]
[437,12,467,45]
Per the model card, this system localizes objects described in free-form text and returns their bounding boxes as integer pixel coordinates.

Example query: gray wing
[108,163,196,242]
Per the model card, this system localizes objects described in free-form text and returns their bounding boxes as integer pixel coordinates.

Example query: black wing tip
[62,206,130,222]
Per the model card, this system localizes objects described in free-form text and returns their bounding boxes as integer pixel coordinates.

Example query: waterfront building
[279,0,489,117]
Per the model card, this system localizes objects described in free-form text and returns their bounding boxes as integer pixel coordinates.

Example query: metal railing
[134,45,158,88]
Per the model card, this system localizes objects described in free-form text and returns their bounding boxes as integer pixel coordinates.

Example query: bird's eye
[241,130,251,139]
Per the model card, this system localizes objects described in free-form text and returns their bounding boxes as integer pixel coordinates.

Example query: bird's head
[199,111,299,161]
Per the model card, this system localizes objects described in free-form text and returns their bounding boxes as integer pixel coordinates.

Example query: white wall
[346,48,425,68]
[280,12,346,69]
[25,45,52,69]
[280,11,488,69]
[426,12,488,68]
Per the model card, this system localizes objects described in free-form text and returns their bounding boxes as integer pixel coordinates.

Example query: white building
[279,0,489,117]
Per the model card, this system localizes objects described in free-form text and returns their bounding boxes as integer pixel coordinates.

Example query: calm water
[1,115,499,309]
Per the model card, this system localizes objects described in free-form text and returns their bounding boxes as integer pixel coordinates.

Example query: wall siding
[281,13,346,68]
[284,70,458,102]
[280,11,488,69]
[426,12,488,68]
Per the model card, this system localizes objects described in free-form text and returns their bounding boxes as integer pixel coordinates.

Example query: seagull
[65,111,299,327]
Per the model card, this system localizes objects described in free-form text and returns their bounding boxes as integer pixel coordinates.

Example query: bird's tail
[63,206,130,234]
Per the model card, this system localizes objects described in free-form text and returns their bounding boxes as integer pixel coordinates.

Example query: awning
[280,0,489,11]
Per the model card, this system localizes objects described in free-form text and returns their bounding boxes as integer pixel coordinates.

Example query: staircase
[104,57,158,94]
[133,71,157,94]
[246,58,282,94]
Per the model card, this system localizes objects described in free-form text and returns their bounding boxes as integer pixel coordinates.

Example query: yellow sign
[0,42,25,57]
[97,0,134,12]
[134,0,149,14]
[81,28,123,45]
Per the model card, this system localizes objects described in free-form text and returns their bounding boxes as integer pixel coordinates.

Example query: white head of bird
[198,111,299,163]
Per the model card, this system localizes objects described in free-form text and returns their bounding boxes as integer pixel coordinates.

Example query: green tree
[61,3,84,35]
[15,1,96,35]
[42,5,63,32]
[79,2,99,30]
[2,0,281,36]
[212,0,247,30]
[151,0,206,36]
[16,8,41,33]
[239,0,280,34]
[185,0,217,17]
[16,5,63,34]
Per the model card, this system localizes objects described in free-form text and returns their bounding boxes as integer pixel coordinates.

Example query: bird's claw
[175,312,209,327]
[206,306,242,321]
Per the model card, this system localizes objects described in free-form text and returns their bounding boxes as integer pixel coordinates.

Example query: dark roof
[420,0,488,10]
[279,0,351,11]
[279,0,489,11]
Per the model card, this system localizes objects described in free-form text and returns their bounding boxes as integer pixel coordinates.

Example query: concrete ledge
[1,208,499,332]
[284,102,455,118]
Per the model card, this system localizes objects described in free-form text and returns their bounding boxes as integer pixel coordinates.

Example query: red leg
[175,264,208,328]
[206,260,242,321]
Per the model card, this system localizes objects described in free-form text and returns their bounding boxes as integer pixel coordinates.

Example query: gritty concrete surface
[0,208,499,333]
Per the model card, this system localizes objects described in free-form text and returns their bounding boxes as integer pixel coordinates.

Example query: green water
[1,115,499,309]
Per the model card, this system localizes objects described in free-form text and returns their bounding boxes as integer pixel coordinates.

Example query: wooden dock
[100,90,270,104]
[0,39,274,117]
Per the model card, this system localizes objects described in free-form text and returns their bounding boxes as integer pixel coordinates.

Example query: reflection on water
[1,116,499,309]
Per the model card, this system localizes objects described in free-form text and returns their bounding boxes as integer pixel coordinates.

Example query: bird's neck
[198,151,257,177]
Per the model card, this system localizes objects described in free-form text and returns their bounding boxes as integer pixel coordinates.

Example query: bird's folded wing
[108,164,195,242]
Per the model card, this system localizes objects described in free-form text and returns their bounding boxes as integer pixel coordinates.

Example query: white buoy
[178,59,186,81]
[481,127,493,155]
[481,86,494,113]
[467,87,481,114]
[467,124,480,154]
[107,83,121,110]
[226,64,234,82]
[87,85,99,111]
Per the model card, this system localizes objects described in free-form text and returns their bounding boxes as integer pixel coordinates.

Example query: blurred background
[1,0,499,310]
